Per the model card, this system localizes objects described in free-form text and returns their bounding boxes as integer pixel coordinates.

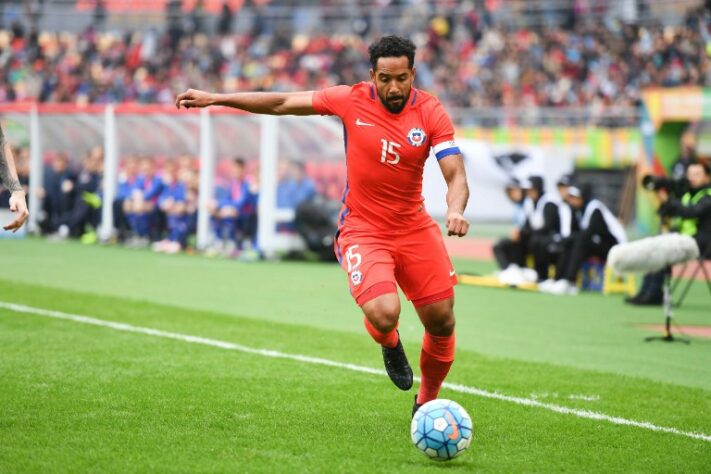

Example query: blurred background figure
[542,185,627,295]
[208,157,251,257]
[277,161,316,232]
[152,161,189,254]
[49,148,103,243]
[556,174,574,201]
[628,162,711,305]
[39,153,75,235]
[493,178,534,284]
[114,156,139,243]
[123,158,163,247]
[527,176,571,283]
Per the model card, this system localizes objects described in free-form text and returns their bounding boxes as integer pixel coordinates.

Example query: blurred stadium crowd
[0,1,710,123]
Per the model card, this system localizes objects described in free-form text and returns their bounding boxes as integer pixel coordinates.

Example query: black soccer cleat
[412,395,423,419]
[381,333,413,391]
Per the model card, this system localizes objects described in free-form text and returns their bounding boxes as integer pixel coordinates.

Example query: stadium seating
[1,2,708,121]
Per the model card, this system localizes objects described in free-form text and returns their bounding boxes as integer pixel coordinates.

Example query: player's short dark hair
[234,157,245,167]
[368,35,416,70]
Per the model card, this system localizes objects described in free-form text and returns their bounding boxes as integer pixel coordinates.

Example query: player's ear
[369,68,375,83]
[411,66,416,82]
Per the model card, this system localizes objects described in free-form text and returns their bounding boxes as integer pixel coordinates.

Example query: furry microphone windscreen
[607,233,700,275]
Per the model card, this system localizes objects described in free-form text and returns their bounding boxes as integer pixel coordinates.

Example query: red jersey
[312,82,460,233]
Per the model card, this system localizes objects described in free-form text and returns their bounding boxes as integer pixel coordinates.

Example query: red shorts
[335,219,457,307]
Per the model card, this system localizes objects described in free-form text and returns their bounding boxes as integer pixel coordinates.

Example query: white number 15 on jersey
[380,139,401,165]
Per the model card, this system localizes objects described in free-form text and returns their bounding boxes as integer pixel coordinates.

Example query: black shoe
[381,333,413,391]
[625,294,643,305]
[628,293,663,306]
[412,395,423,419]
[637,295,663,306]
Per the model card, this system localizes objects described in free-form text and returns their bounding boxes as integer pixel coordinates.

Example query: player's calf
[362,293,413,391]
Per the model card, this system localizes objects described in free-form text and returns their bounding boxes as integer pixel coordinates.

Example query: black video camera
[641,174,688,198]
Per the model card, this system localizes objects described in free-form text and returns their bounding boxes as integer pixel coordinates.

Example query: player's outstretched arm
[0,124,29,232]
[438,154,470,237]
[175,89,318,116]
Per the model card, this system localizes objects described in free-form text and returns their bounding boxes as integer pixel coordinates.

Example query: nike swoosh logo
[449,270,456,277]
[355,118,375,127]
[445,412,459,440]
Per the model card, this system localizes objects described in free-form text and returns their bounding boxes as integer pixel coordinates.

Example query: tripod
[645,271,690,344]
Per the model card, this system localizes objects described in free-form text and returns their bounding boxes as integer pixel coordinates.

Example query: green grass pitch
[1,238,710,472]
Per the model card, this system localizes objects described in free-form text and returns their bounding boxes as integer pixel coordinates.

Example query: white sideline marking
[1,301,710,444]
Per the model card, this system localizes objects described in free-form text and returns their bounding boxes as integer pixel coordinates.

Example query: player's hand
[446,211,469,237]
[176,89,215,109]
[3,191,29,233]
[511,228,521,242]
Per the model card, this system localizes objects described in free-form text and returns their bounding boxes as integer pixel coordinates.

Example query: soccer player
[0,123,29,232]
[176,36,470,416]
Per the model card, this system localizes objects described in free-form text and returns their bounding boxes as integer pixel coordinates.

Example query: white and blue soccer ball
[411,399,473,461]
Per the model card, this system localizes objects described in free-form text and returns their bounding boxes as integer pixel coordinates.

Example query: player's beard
[379,90,410,114]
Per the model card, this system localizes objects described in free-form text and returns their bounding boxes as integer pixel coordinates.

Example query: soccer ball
[411,399,473,461]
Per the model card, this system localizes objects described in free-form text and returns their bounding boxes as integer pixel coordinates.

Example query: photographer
[627,162,711,305]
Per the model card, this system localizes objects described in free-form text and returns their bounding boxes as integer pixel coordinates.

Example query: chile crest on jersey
[406,127,426,147]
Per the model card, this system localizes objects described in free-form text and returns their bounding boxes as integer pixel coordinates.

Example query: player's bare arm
[175,89,318,116]
[0,124,29,232]
[438,153,469,237]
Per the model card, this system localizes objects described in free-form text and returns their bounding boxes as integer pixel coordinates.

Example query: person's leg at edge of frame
[414,291,456,405]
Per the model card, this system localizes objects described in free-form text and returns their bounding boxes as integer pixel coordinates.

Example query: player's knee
[437,314,456,336]
[427,314,455,336]
[420,301,455,336]
[364,296,400,333]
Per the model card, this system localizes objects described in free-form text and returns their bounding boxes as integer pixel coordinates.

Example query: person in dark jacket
[542,185,627,295]
[527,175,571,282]
[51,150,103,241]
[40,153,76,234]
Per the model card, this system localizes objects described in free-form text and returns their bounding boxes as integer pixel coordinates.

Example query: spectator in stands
[123,158,163,247]
[217,1,234,35]
[542,185,627,295]
[276,160,316,232]
[39,152,76,234]
[2,4,710,116]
